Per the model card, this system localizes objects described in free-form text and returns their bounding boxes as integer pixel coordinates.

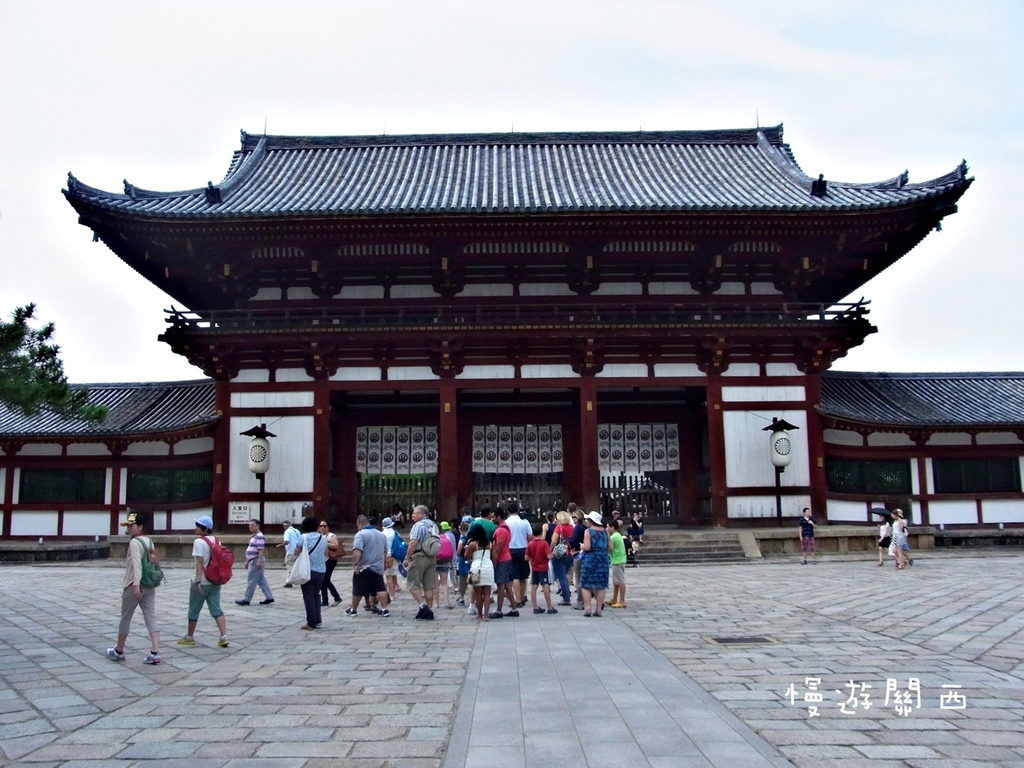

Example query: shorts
[187,582,223,622]
[436,559,453,573]
[510,548,530,581]
[611,564,626,585]
[530,570,550,586]
[495,560,518,585]
[352,568,386,597]
[801,536,815,553]
[406,553,438,592]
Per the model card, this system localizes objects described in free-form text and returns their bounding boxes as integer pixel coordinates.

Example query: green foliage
[0,304,107,423]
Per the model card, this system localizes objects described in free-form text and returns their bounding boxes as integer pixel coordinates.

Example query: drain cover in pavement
[706,636,778,645]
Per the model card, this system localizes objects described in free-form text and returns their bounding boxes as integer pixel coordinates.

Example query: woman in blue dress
[579,511,612,616]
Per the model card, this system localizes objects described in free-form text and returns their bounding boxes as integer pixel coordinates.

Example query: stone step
[629,530,748,565]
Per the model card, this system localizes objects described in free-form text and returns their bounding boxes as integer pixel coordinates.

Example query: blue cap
[194,515,214,530]
[461,515,473,524]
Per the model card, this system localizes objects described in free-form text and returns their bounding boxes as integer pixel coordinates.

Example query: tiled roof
[820,372,1024,428]
[64,126,971,219]
[0,380,217,440]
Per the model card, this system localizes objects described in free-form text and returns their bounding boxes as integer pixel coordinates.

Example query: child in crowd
[525,523,557,614]
[608,519,628,608]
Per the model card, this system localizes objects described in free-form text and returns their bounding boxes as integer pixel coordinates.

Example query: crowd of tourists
[104,502,646,663]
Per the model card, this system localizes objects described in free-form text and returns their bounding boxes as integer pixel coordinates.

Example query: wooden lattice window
[825,458,911,494]
[20,469,105,503]
[933,458,1020,494]
[127,467,213,504]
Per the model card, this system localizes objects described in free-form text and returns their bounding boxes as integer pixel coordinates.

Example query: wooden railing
[164,300,870,335]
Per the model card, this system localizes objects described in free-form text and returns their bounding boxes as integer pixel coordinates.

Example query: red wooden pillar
[577,377,600,513]
[705,373,729,527]
[437,378,459,519]
[312,379,331,519]
[804,374,829,521]
[211,380,232,528]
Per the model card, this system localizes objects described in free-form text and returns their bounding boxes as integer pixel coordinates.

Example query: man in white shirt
[278,521,302,587]
[504,501,532,607]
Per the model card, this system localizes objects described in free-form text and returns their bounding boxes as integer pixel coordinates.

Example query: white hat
[585,511,604,526]
[382,517,394,528]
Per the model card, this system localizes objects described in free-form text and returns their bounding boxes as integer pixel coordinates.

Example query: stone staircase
[633,528,748,565]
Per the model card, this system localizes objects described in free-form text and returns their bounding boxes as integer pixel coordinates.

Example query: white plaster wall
[124,442,171,457]
[331,367,383,382]
[231,391,315,409]
[522,364,577,379]
[593,282,643,295]
[976,432,1021,445]
[460,284,514,297]
[235,369,271,383]
[339,285,386,299]
[654,363,702,378]
[981,499,1024,524]
[251,501,312,526]
[928,433,972,446]
[63,511,112,536]
[728,494,810,518]
[867,433,914,447]
[11,469,19,503]
[722,363,761,377]
[276,368,315,383]
[388,367,440,381]
[722,385,805,403]
[766,363,801,376]
[251,287,282,301]
[152,511,169,533]
[723,409,810,487]
[286,287,317,300]
[461,365,516,379]
[0,468,5,503]
[750,282,783,295]
[519,284,574,296]
[66,443,109,457]
[11,511,59,536]
[826,499,869,522]
[391,285,440,299]
[171,506,214,532]
[18,444,61,456]
[118,468,127,504]
[176,437,216,455]
[715,282,746,295]
[105,468,114,505]
[824,429,863,446]
[649,282,697,295]
[229,415,315,494]
[912,461,922,495]
[927,501,979,525]
[597,364,648,378]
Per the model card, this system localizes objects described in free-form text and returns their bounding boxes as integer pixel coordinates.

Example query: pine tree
[0,304,107,423]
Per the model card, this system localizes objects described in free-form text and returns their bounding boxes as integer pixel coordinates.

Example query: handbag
[290,535,321,586]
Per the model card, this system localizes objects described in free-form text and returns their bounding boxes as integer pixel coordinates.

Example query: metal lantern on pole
[763,417,799,522]
[240,423,276,524]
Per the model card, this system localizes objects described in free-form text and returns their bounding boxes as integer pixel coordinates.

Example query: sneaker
[421,608,434,620]
[457,599,465,606]
[533,608,545,614]
[144,652,162,665]
[105,647,125,662]
[176,637,196,646]
[345,608,358,617]
[506,609,520,618]
[235,600,251,606]
[283,583,293,588]
[378,609,391,618]
[259,598,275,605]
[546,608,558,614]
[370,604,381,614]
[416,605,435,620]
[217,637,229,648]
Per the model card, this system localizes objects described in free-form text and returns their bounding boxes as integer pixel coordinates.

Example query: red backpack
[201,536,234,584]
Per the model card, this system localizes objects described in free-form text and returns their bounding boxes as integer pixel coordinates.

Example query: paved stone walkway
[0,550,1022,766]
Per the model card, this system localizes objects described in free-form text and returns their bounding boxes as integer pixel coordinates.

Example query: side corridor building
[3,126,1021,538]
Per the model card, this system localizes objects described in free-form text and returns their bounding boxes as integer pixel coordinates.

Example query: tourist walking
[178,515,229,648]
[319,520,344,607]
[295,516,327,629]
[548,510,574,606]
[798,507,817,565]
[464,522,495,621]
[236,518,274,606]
[403,505,439,620]
[877,516,893,566]
[106,510,162,664]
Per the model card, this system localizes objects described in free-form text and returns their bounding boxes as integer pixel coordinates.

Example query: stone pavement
[0,550,1022,766]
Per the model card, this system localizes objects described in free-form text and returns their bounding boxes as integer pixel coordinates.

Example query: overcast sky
[1,0,1021,384]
